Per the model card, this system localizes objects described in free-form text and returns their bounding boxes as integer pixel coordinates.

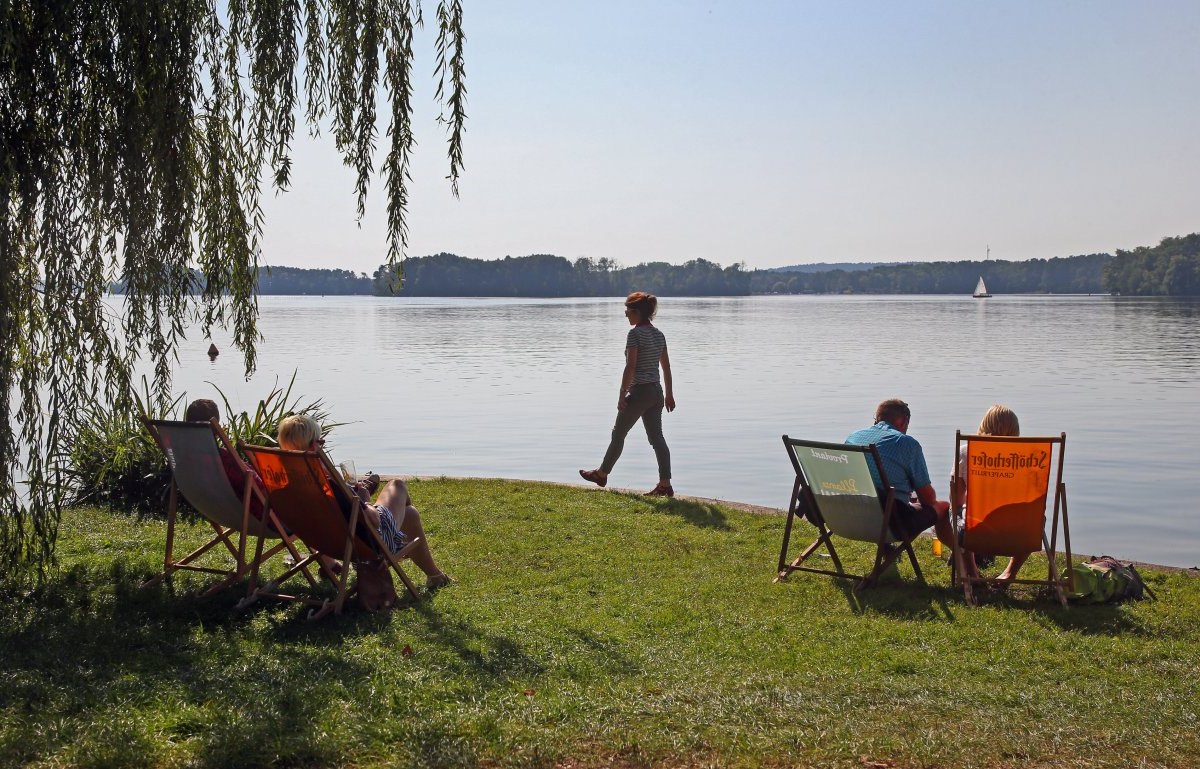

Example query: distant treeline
[105,233,1200,297]
[1103,234,1200,296]
[750,254,1111,295]
[258,266,372,294]
[371,253,751,297]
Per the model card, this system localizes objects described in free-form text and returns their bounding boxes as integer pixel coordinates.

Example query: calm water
[163,295,1200,568]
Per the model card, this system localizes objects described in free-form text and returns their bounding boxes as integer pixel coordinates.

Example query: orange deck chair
[237,444,422,620]
[140,418,311,596]
[776,435,925,591]
[950,431,1073,607]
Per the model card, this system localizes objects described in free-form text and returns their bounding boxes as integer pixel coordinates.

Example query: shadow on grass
[565,627,645,676]
[620,492,732,530]
[0,559,379,767]
[408,600,547,682]
[837,577,1153,636]
[836,577,959,622]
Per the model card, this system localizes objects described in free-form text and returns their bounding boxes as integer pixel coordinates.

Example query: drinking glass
[338,459,357,485]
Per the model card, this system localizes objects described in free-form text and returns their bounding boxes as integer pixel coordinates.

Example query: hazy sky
[259,1,1200,272]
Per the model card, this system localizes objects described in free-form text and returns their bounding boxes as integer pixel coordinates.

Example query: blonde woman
[277,414,451,594]
[579,291,676,497]
[955,404,1030,583]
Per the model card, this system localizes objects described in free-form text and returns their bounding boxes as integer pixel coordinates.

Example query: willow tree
[0,0,466,580]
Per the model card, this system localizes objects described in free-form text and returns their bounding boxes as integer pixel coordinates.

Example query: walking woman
[580,291,676,496]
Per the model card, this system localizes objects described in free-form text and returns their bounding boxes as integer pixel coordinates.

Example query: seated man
[184,398,265,520]
[845,398,952,547]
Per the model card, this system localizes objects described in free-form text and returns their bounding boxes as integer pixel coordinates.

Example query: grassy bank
[2,479,1197,768]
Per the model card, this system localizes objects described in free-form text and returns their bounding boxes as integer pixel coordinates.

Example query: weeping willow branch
[0,0,467,581]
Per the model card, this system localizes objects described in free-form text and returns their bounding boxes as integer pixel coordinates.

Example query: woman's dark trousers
[600,382,671,480]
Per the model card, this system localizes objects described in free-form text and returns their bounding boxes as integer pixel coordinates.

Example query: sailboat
[973,245,993,298]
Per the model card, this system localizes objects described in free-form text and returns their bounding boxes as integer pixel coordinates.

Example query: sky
[259,1,1200,272]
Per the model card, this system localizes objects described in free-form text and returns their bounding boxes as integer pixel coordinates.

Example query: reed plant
[62,371,333,519]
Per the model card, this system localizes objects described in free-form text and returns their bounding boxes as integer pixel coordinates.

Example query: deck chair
[775,435,925,591]
[950,431,1073,607]
[237,444,422,620]
[140,418,310,596]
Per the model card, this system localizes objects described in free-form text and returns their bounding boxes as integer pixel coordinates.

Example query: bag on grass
[1063,556,1155,603]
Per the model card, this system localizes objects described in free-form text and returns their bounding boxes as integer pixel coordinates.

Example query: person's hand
[352,481,371,503]
[617,394,628,411]
[665,394,676,412]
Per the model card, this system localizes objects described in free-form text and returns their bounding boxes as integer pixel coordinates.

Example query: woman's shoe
[579,469,607,488]
[425,572,454,591]
[644,482,674,497]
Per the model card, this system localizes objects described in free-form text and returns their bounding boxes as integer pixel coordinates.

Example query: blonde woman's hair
[978,404,1020,437]
[278,414,321,450]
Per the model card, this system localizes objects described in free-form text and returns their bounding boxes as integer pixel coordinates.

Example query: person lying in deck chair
[185,399,266,518]
[845,398,954,551]
[276,414,452,608]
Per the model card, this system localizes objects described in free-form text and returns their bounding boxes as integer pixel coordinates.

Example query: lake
[163,294,1200,568]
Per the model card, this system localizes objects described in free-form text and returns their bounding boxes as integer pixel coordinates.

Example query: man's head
[184,399,220,423]
[874,398,911,432]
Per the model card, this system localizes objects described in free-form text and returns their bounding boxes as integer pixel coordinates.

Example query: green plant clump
[63,374,332,520]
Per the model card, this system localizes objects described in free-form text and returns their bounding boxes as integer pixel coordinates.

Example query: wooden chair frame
[237,444,422,620]
[776,435,925,591]
[140,418,315,597]
[950,431,1073,607]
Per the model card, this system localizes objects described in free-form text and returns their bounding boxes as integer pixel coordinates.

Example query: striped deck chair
[237,444,422,620]
[140,418,308,596]
[950,431,1073,607]
[775,435,925,591]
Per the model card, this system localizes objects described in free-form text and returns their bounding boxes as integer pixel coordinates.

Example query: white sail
[973,276,991,298]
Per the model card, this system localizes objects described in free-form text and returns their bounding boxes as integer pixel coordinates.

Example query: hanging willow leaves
[0,0,466,581]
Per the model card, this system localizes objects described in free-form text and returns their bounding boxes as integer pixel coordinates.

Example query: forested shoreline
[110,234,1200,297]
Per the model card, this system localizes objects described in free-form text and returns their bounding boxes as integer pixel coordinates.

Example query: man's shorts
[888,498,938,540]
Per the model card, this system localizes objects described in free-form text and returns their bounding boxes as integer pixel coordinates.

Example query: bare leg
[999,552,1030,581]
[376,480,445,580]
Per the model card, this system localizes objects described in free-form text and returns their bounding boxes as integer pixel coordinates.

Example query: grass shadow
[835,576,959,622]
[619,492,732,530]
[408,600,546,684]
[564,627,645,676]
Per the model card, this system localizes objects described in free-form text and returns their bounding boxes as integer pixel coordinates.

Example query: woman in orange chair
[277,414,451,593]
[954,404,1032,583]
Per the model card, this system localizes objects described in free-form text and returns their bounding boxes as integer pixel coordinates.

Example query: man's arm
[915,484,950,515]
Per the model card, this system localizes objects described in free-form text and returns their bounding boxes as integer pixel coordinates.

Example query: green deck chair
[775,435,925,591]
[140,418,313,597]
[238,444,422,620]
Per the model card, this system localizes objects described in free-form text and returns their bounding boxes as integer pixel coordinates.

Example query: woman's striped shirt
[626,324,667,385]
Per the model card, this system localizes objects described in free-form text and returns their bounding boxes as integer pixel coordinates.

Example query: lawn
[2,479,1197,768]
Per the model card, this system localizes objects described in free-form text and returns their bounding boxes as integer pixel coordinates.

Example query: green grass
[3,478,1198,768]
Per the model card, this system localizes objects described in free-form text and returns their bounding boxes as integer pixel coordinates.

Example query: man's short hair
[874,398,911,426]
[184,399,220,423]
